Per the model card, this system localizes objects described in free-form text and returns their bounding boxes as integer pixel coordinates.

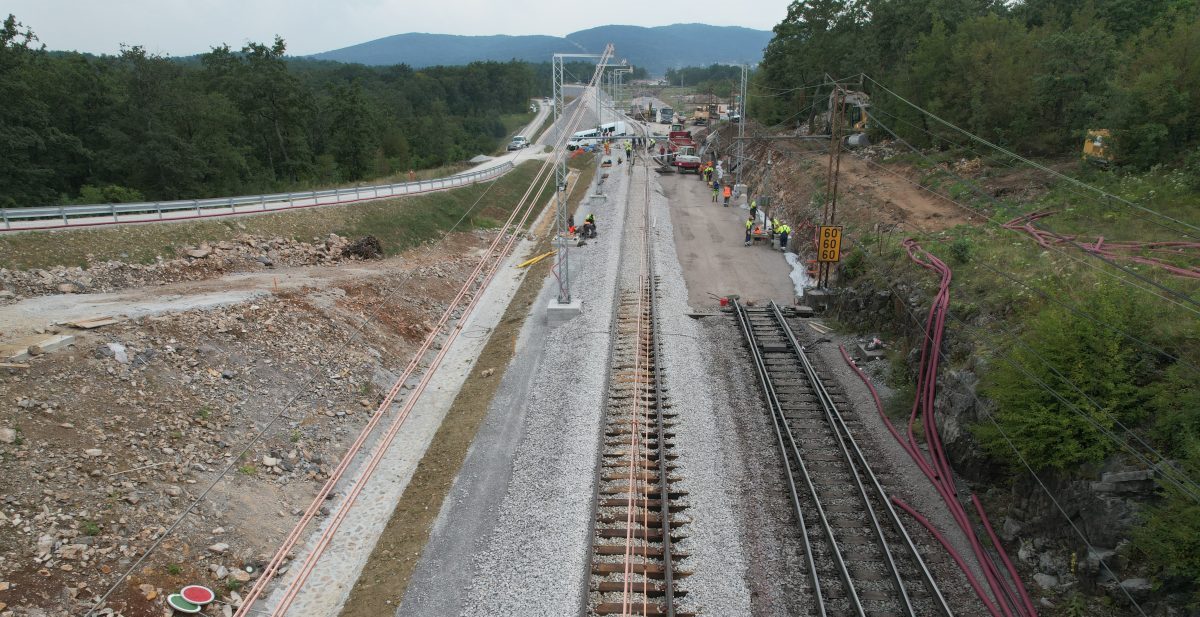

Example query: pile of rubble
[0,244,481,616]
[0,234,381,301]
[856,141,902,161]
[952,157,985,177]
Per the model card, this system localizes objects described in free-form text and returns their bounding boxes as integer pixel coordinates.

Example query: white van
[599,121,627,136]
[567,128,601,151]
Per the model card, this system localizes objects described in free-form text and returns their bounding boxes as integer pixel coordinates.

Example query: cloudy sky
[6,0,787,56]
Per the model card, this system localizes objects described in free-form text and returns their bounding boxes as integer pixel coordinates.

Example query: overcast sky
[6,0,786,57]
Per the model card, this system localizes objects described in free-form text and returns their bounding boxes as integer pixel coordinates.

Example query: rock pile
[0,244,485,616]
[0,234,377,300]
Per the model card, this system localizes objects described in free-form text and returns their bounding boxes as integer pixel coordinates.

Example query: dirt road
[658,170,796,309]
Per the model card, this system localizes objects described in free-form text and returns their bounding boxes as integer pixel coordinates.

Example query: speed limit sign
[818,226,843,262]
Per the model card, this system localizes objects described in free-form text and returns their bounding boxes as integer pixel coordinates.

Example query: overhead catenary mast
[550,47,615,308]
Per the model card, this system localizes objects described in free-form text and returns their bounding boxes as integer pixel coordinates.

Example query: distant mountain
[310,24,771,74]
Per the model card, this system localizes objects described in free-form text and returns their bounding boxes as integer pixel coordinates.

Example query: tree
[1107,9,1200,168]
[976,284,1155,470]
[0,15,83,207]
[325,81,380,181]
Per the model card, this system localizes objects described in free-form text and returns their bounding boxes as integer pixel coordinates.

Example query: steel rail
[731,300,828,617]
[239,55,606,617]
[768,300,954,617]
[732,300,858,615]
[643,153,675,617]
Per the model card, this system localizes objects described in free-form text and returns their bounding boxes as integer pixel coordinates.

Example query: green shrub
[949,236,973,264]
[839,247,866,281]
[69,184,146,205]
[974,284,1156,469]
[1133,482,1200,602]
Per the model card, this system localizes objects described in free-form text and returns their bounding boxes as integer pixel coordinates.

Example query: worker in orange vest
[723,184,732,207]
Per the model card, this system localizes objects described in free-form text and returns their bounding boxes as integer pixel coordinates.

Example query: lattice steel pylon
[551,46,615,304]
[735,63,749,187]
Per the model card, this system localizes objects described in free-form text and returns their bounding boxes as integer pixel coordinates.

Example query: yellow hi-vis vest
[746,219,754,230]
[779,224,791,234]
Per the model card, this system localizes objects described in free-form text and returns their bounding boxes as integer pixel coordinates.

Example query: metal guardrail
[0,162,515,231]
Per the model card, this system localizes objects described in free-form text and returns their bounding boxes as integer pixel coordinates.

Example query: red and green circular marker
[180,585,215,605]
[167,593,202,613]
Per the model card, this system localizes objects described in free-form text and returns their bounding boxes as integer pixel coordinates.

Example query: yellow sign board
[818,226,843,262]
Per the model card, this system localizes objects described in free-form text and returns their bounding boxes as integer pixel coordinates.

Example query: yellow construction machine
[1082,129,1114,166]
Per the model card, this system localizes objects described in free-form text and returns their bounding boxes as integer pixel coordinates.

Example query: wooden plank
[66,316,120,329]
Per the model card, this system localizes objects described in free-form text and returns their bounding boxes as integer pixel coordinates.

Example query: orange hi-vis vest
[723,185,732,198]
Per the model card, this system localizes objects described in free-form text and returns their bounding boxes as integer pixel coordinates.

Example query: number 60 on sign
[818,226,843,262]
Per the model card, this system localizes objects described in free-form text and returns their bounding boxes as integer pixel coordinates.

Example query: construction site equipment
[1082,129,1114,166]
[692,105,710,125]
[516,250,556,268]
[667,124,702,174]
[657,106,674,124]
[824,89,871,146]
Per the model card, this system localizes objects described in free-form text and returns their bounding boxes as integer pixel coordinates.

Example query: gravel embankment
[647,172,754,615]
[452,163,632,617]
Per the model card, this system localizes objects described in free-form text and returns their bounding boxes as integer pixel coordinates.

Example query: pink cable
[840,344,1018,617]
[974,495,1039,617]
[902,239,1037,616]
[892,497,1003,617]
[1003,211,1200,279]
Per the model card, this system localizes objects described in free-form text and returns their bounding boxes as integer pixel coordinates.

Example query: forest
[754,0,1200,170]
[0,15,537,208]
[664,63,744,94]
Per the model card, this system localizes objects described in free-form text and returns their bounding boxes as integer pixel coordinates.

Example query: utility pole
[761,151,773,227]
[820,86,846,289]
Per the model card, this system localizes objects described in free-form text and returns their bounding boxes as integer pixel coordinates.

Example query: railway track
[586,156,690,617]
[733,300,953,617]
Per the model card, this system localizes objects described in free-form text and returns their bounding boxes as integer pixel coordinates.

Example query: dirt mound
[0,234,372,302]
[342,236,383,260]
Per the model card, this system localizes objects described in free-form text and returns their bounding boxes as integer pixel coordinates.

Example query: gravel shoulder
[396,159,631,617]
[648,168,754,615]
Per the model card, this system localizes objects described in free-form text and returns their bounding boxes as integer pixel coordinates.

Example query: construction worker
[770,217,780,240]
[582,213,597,239]
[744,216,754,246]
[625,141,632,159]
[723,183,732,207]
[778,222,791,251]
[712,180,720,202]
[749,199,758,222]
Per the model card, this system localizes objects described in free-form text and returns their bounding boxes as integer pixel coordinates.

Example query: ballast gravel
[450,164,633,617]
[804,332,988,615]
[645,172,755,616]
